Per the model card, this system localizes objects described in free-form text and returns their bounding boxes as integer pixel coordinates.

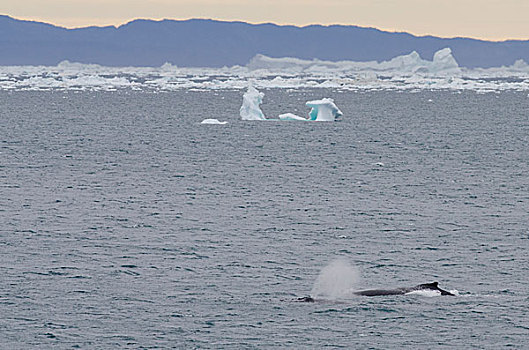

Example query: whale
[353,281,454,297]
[296,281,454,302]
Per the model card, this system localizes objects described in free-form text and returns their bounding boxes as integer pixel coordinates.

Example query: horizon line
[3,14,529,43]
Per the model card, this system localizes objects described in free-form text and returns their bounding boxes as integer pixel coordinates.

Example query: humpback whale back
[354,281,455,297]
[353,288,407,296]
[296,281,455,301]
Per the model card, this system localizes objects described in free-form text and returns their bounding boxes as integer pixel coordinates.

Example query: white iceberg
[201,118,228,124]
[246,48,460,75]
[247,54,315,71]
[431,48,460,73]
[240,85,266,120]
[510,59,529,71]
[378,51,426,72]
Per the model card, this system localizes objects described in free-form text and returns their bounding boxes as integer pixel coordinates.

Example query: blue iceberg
[306,98,343,121]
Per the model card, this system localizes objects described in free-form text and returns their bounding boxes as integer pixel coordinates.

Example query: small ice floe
[278,113,308,121]
[200,119,228,125]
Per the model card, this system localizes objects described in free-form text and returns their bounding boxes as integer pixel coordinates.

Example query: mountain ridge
[1,15,528,68]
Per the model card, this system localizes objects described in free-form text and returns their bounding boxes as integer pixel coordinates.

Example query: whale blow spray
[310,259,359,300]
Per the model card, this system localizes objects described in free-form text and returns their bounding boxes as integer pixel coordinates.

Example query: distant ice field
[1,48,529,92]
[1,89,529,348]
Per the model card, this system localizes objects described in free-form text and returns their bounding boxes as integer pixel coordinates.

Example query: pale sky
[2,0,528,41]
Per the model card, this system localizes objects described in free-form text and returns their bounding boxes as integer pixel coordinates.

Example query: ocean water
[1,89,528,348]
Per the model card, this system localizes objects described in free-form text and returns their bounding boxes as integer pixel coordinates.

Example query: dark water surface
[1,90,528,348]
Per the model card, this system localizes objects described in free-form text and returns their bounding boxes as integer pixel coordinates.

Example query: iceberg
[4,47,529,93]
[246,48,461,75]
[379,51,426,72]
[306,98,343,121]
[240,85,342,122]
[240,85,266,120]
[278,100,343,122]
[201,118,227,124]
[247,54,316,71]
[431,48,460,73]
[511,59,529,71]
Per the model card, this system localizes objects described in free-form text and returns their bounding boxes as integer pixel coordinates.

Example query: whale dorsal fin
[420,282,439,289]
